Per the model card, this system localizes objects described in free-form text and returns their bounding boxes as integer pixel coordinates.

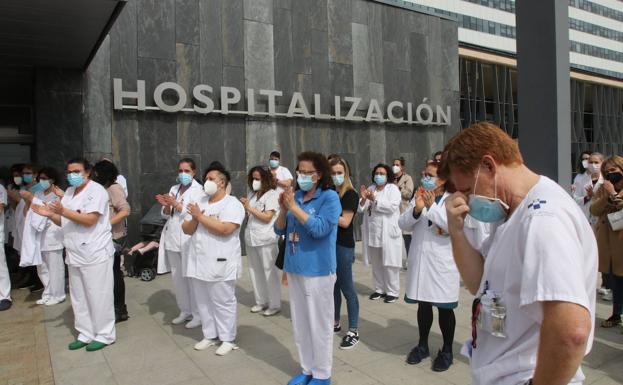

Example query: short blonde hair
[601,155,623,176]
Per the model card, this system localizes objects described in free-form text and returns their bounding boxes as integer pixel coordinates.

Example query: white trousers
[69,258,116,344]
[0,243,10,301]
[167,250,199,318]
[192,278,237,342]
[289,273,336,380]
[37,250,66,302]
[368,246,400,297]
[247,243,281,309]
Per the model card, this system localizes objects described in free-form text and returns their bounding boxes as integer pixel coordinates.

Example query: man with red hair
[439,122,597,385]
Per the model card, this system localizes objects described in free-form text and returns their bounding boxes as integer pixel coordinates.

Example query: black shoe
[407,345,429,365]
[383,295,398,303]
[29,282,44,293]
[432,350,453,372]
[115,305,130,323]
[339,331,359,350]
[0,299,12,311]
[369,292,385,300]
[334,323,341,333]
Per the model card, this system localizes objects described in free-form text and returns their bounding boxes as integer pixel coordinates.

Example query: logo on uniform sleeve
[528,199,547,210]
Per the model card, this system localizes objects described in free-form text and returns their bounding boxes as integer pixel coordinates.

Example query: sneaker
[339,331,359,350]
[0,299,12,311]
[44,298,65,306]
[384,295,398,303]
[68,340,89,350]
[85,341,108,352]
[185,318,201,329]
[263,308,281,317]
[194,338,219,351]
[333,323,342,333]
[598,287,609,295]
[432,350,453,372]
[288,373,312,385]
[172,312,192,325]
[407,345,429,364]
[215,341,239,356]
[251,304,267,313]
[36,298,47,305]
[369,292,385,300]
[602,291,613,301]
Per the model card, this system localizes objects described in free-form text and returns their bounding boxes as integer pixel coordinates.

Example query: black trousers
[113,238,126,313]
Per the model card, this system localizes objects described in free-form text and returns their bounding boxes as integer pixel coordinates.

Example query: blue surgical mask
[22,174,34,184]
[269,159,280,169]
[332,175,345,186]
[468,168,508,223]
[374,174,387,186]
[297,175,315,191]
[422,176,437,191]
[177,172,193,186]
[39,179,51,191]
[67,173,84,187]
[30,182,45,194]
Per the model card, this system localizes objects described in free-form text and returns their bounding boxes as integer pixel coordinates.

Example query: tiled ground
[2,243,623,385]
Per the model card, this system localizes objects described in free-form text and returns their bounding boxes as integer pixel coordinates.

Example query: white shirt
[34,191,64,251]
[160,180,203,252]
[0,184,6,244]
[470,176,597,385]
[116,175,128,197]
[274,166,293,182]
[61,181,114,266]
[184,194,245,282]
[365,185,400,248]
[572,172,591,209]
[244,189,280,247]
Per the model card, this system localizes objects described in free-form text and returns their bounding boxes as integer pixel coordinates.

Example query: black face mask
[606,172,623,185]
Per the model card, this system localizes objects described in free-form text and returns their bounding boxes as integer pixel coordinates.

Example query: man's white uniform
[469,176,597,385]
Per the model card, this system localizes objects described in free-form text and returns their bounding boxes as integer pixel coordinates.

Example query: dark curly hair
[371,163,394,184]
[247,166,276,196]
[92,160,119,187]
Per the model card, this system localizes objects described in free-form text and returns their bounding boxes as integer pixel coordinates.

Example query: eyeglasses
[297,170,317,177]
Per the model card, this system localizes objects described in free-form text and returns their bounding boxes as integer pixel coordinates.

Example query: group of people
[0,121,611,384]
[572,150,623,331]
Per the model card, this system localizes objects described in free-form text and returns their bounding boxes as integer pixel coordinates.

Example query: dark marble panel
[110,0,138,80]
[83,35,112,154]
[310,0,328,31]
[138,0,176,60]
[222,65,246,111]
[352,0,368,25]
[367,2,383,84]
[327,0,352,65]
[274,120,299,168]
[176,43,201,96]
[35,69,83,93]
[439,19,459,93]
[176,0,200,45]
[137,57,177,107]
[244,0,273,23]
[329,62,354,100]
[222,117,247,172]
[199,116,226,170]
[199,0,223,91]
[177,115,203,154]
[221,0,244,67]
[112,113,141,211]
[274,0,291,9]
[409,32,430,104]
[139,171,177,219]
[273,7,295,103]
[382,41,399,103]
[138,113,179,174]
[244,20,275,91]
[291,0,312,74]
[311,35,332,114]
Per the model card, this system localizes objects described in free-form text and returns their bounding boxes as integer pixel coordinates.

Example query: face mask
[297,175,315,192]
[374,174,387,186]
[582,159,589,169]
[204,180,218,196]
[468,168,509,223]
[588,163,601,175]
[30,182,45,194]
[252,179,262,191]
[332,175,345,187]
[67,173,84,187]
[13,176,22,186]
[269,159,280,169]
[22,174,34,184]
[178,172,193,186]
[421,176,437,191]
[392,165,401,175]
[606,172,623,185]
[39,179,51,191]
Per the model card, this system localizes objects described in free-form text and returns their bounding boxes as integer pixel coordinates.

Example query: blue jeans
[334,244,359,330]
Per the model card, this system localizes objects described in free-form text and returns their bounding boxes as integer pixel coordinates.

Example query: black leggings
[417,301,456,353]
[113,239,126,312]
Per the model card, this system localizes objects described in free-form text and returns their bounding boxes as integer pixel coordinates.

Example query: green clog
[85,341,108,352]
[68,340,89,350]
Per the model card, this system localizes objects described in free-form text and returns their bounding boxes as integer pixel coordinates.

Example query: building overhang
[0,0,126,70]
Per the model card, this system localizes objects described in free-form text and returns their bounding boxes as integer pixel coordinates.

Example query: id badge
[479,292,507,339]
[288,232,299,243]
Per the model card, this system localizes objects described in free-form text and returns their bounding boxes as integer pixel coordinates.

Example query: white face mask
[582,159,589,169]
[392,165,401,174]
[588,163,601,175]
[204,180,218,196]
[13,176,22,185]
[252,179,262,191]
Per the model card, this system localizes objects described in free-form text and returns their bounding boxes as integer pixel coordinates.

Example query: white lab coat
[157,179,203,274]
[19,197,47,267]
[358,183,404,268]
[399,193,458,303]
